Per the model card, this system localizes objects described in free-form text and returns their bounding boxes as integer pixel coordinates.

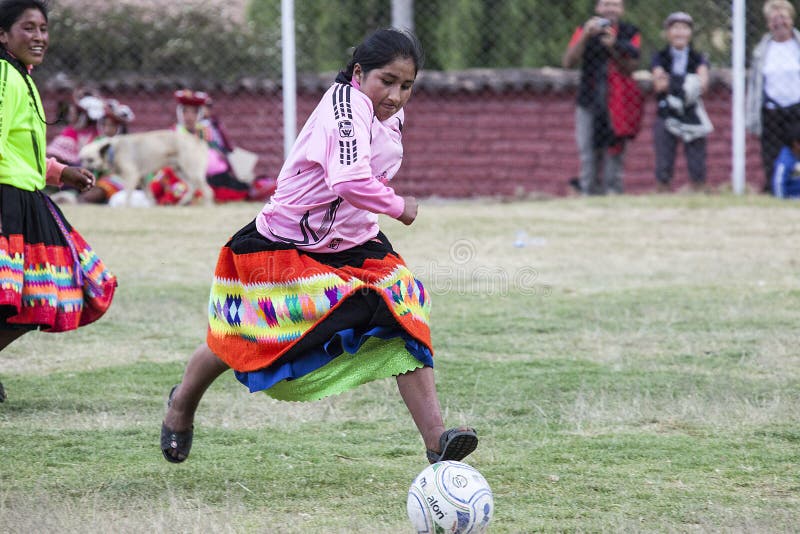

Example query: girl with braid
[161,28,478,465]
[0,0,116,400]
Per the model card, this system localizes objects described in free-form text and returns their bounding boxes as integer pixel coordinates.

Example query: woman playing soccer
[0,0,117,400]
[161,28,478,464]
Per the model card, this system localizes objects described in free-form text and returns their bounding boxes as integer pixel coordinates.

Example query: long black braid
[0,48,61,125]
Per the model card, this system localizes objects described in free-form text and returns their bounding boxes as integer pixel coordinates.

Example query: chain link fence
[33,0,797,197]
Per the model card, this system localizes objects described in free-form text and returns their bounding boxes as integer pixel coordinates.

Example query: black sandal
[426,427,478,464]
[161,385,193,463]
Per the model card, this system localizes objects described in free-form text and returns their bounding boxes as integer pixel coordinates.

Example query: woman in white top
[746,0,800,194]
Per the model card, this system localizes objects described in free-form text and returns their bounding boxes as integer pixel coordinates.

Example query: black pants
[653,117,707,185]
[761,104,800,194]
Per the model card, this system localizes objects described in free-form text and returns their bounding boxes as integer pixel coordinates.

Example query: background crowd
[46,87,272,206]
[36,0,800,202]
[564,0,800,198]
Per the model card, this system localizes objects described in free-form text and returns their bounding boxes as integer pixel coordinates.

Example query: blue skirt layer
[234,325,433,393]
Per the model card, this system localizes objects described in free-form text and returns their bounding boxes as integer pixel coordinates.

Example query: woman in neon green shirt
[0,0,117,401]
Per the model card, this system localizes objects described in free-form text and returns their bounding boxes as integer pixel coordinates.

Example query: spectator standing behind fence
[160,28,478,466]
[563,0,643,195]
[771,123,800,198]
[651,12,713,193]
[746,0,800,195]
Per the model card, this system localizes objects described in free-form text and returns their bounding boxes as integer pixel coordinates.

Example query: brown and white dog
[78,129,213,205]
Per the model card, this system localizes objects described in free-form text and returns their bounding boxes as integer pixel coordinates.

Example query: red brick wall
[44,87,763,197]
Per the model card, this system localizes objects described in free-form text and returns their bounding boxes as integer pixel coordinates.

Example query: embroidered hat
[664,11,693,29]
[174,89,210,107]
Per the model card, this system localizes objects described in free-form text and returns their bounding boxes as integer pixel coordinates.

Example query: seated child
[47,90,104,165]
[78,99,136,204]
[772,123,800,199]
[173,89,250,202]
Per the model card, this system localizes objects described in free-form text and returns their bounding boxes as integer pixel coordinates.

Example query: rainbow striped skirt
[0,185,116,332]
[206,220,433,401]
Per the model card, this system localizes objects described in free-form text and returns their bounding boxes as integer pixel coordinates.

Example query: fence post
[731,0,746,195]
[281,0,297,159]
[391,0,414,31]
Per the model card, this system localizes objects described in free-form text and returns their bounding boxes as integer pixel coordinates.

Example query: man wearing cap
[563,0,643,195]
[651,11,712,192]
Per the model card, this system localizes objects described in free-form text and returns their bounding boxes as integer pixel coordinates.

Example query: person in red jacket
[563,0,643,195]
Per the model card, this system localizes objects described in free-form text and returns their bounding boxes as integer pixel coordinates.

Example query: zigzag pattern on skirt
[207,246,431,373]
[0,231,116,332]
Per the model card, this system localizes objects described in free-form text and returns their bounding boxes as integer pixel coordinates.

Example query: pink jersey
[256,83,406,252]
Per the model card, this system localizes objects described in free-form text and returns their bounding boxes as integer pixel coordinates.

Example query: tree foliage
[38,3,279,84]
[35,0,767,85]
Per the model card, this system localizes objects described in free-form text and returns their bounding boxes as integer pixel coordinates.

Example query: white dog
[78,129,213,206]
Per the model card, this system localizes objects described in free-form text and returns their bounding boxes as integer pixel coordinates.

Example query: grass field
[1,195,799,533]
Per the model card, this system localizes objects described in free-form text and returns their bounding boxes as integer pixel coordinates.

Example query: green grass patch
[2,197,800,532]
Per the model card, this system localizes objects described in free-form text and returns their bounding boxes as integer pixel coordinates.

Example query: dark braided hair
[335,28,424,85]
[0,0,60,124]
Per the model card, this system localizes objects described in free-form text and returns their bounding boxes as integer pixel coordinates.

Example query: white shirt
[763,39,800,107]
[670,47,689,76]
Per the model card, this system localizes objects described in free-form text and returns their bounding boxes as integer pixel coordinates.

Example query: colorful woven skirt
[206,220,433,401]
[0,185,117,332]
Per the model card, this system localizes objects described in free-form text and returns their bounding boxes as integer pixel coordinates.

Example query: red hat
[174,89,210,106]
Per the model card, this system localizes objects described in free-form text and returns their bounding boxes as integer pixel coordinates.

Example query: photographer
[563,0,643,195]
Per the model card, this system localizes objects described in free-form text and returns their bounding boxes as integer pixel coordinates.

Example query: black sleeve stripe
[332,83,353,121]
[0,62,7,134]
[332,84,358,165]
[0,61,8,101]
[338,139,357,165]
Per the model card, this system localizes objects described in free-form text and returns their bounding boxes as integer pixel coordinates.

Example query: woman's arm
[331,178,405,218]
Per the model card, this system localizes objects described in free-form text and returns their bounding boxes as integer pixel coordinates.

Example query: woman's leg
[654,117,677,190]
[397,367,478,462]
[0,329,30,401]
[396,366,447,453]
[163,342,229,433]
[0,329,28,352]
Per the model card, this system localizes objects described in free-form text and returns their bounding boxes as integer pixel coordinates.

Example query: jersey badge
[338,120,354,138]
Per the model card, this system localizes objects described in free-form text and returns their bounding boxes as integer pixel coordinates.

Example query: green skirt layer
[265,337,423,401]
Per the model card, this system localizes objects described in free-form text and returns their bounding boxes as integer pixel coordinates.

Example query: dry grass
[2,194,800,532]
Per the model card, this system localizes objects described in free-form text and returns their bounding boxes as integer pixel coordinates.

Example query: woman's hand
[398,195,418,225]
[61,167,96,192]
[652,67,669,93]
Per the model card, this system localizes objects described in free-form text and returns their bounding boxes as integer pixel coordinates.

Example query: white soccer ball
[407,461,494,533]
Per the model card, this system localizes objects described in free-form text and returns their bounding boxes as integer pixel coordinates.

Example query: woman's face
[354,57,417,122]
[0,8,48,67]
[767,8,794,42]
[101,117,121,137]
[181,105,199,130]
[666,22,693,50]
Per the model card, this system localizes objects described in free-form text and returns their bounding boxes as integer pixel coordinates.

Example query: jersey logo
[268,198,343,247]
[338,119,354,138]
